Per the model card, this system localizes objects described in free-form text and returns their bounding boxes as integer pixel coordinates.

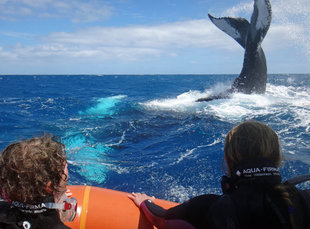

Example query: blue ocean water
[0,74,309,202]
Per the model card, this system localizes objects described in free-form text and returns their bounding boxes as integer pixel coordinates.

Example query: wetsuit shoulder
[36,210,71,229]
[0,202,69,229]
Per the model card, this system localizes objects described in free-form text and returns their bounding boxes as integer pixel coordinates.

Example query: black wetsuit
[140,171,309,229]
[0,201,70,229]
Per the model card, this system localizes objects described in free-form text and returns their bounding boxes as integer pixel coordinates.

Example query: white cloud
[0,0,309,72]
[47,20,223,48]
[0,19,242,63]
[223,2,253,17]
[0,46,17,59]
[0,42,162,63]
[0,0,113,22]
[0,16,304,64]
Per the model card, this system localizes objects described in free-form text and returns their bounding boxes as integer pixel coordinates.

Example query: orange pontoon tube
[65,185,178,229]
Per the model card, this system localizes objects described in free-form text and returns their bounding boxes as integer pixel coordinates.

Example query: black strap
[265,194,289,229]
[298,189,310,229]
[284,174,310,186]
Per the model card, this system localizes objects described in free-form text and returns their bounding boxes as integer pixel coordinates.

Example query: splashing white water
[141,83,310,125]
[272,0,310,61]
[142,83,231,113]
[141,81,310,164]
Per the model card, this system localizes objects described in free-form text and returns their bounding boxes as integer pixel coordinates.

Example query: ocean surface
[0,74,309,202]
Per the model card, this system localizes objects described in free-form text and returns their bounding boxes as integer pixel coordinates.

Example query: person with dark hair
[129,120,310,229]
[0,135,76,229]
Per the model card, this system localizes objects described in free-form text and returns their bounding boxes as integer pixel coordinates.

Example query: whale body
[197,0,272,102]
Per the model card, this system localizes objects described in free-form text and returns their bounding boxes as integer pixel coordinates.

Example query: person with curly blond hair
[0,135,73,229]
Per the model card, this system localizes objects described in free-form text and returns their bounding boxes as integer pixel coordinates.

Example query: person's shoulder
[36,210,71,229]
[0,201,10,212]
[0,202,20,229]
[184,194,221,208]
[0,201,17,224]
[50,224,71,229]
[0,202,70,229]
[190,193,221,201]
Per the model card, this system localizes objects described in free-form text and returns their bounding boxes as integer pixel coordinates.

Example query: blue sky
[0,0,309,74]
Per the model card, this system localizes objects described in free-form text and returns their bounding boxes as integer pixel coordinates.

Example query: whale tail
[208,15,249,49]
[196,0,272,102]
[208,0,272,50]
[248,0,272,48]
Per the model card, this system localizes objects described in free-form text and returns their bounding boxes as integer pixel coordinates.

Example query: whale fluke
[197,0,272,102]
[208,14,249,49]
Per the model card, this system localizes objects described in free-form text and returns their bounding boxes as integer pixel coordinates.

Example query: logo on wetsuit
[236,166,280,178]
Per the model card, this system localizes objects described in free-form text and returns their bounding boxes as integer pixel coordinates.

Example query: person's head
[0,134,67,204]
[224,120,281,173]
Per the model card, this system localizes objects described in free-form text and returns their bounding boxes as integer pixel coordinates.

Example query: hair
[0,134,67,204]
[224,120,296,229]
[224,120,282,170]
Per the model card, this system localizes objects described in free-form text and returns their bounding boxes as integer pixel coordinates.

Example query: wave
[62,131,112,184]
[140,83,310,123]
[140,82,310,164]
[63,95,127,184]
[1,75,308,200]
[142,90,207,112]
[78,95,126,117]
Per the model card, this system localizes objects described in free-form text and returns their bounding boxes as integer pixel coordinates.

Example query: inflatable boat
[65,185,178,229]
[65,174,310,228]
